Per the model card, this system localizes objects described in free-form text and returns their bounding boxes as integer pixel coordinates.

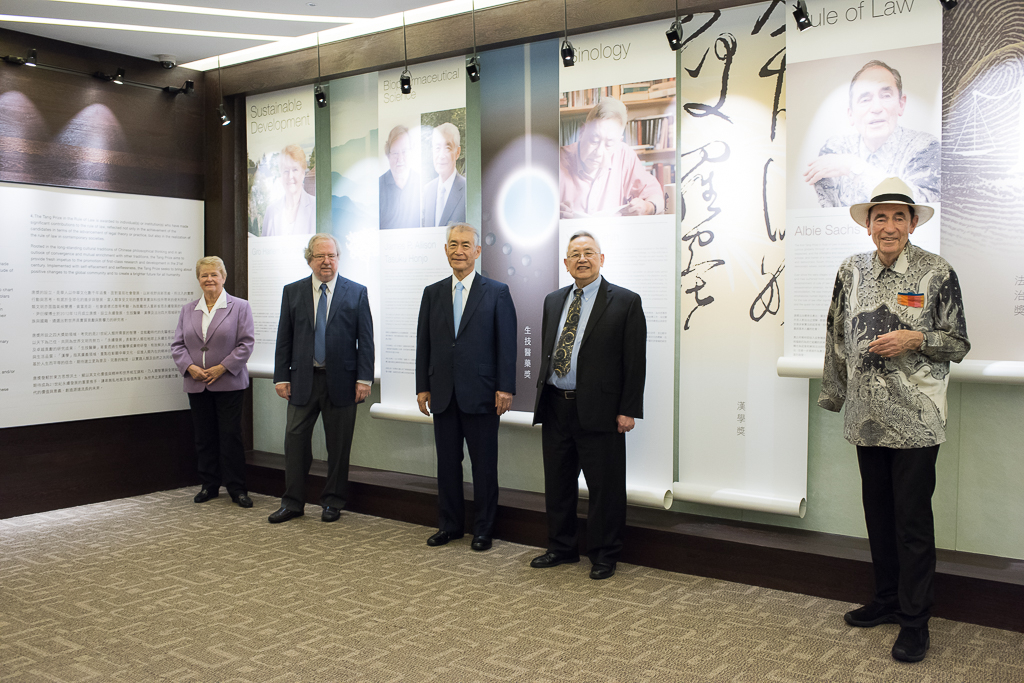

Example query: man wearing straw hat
[818,177,970,663]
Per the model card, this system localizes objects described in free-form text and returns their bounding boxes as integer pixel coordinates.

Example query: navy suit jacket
[415,273,517,414]
[421,172,467,227]
[273,275,374,407]
[533,277,646,432]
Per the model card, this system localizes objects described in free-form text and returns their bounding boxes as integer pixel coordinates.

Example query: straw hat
[849,177,935,228]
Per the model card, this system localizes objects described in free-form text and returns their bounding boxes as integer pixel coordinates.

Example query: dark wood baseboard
[246,450,1024,634]
[1,411,200,519]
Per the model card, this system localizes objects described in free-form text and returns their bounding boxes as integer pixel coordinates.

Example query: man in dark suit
[415,223,517,551]
[421,123,467,227]
[530,231,646,580]
[268,233,374,524]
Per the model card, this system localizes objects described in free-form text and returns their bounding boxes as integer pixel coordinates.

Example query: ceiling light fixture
[2,48,38,66]
[314,33,327,108]
[560,0,575,67]
[45,0,359,23]
[666,0,683,51]
[216,57,230,126]
[400,13,412,94]
[466,0,480,82]
[0,14,286,41]
[792,0,813,31]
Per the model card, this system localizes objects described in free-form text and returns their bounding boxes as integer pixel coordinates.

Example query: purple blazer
[171,293,255,393]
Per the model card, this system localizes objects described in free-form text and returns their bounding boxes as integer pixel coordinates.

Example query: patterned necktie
[314,282,328,365]
[453,281,464,336]
[553,288,583,377]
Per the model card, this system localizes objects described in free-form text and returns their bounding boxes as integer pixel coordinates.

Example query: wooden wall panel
[0,29,204,199]
[0,28,210,519]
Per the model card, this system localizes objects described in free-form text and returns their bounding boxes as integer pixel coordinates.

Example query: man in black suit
[530,231,646,580]
[269,233,374,524]
[415,223,517,551]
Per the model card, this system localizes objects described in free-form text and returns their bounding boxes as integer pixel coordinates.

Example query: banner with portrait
[559,20,678,509]
[374,57,468,414]
[784,0,942,358]
[245,85,318,372]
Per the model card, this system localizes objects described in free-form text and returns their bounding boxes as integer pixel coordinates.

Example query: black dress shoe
[530,552,580,568]
[891,625,930,663]
[194,487,219,503]
[268,507,303,524]
[231,493,253,508]
[844,602,899,628]
[322,506,341,522]
[589,563,616,580]
[427,530,464,546]
[471,536,492,551]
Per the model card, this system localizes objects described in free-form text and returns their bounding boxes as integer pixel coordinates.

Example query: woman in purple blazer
[171,256,255,508]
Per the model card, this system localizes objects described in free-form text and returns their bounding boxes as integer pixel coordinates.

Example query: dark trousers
[282,370,358,512]
[432,394,500,537]
[856,444,940,628]
[187,389,247,495]
[541,390,626,566]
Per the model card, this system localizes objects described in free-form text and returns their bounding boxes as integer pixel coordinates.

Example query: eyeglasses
[567,251,599,262]
[312,253,338,261]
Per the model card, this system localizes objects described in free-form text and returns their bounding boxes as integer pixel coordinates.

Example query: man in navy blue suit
[269,233,374,524]
[415,223,517,550]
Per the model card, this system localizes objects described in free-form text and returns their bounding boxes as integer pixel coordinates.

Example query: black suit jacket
[532,277,646,432]
[273,275,374,407]
[415,274,517,415]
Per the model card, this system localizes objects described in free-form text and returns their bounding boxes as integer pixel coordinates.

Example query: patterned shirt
[813,126,940,208]
[818,243,970,448]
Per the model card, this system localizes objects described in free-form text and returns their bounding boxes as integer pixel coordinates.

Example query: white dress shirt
[194,289,228,367]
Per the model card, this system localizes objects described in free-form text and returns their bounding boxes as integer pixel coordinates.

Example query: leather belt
[551,388,576,399]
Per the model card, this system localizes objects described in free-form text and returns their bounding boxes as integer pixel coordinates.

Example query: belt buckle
[564,390,575,399]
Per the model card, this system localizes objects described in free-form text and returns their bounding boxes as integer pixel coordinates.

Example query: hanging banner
[479,41,561,414]
[375,57,467,412]
[245,85,317,373]
[329,73,382,377]
[559,20,677,509]
[784,0,942,358]
[674,2,807,516]
[940,0,1024,362]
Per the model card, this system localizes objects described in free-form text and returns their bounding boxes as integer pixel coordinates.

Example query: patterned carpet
[1,489,1022,682]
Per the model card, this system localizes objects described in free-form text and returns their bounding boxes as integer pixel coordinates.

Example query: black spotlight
[183,79,194,95]
[113,67,125,84]
[217,103,231,126]
[939,0,957,9]
[792,0,812,31]
[25,49,37,66]
[314,84,327,108]
[400,69,412,94]
[666,20,683,50]
[560,39,575,67]
[3,49,36,66]
[466,55,480,82]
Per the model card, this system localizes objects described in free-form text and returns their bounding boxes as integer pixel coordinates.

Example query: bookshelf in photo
[559,79,677,194]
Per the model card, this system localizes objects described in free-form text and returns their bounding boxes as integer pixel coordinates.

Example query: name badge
[897,292,924,308]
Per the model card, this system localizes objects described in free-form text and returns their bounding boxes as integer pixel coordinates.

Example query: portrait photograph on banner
[558,78,675,220]
[246,85,317,238]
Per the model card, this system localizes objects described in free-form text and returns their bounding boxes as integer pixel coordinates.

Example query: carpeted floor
[1,489,1022,682]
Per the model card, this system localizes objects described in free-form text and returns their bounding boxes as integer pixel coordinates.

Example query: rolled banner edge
[776,355,824,379]
[579,478,673,510]
[673,482,807,518]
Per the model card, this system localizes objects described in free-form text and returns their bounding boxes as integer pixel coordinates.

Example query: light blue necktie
[453,281,464,336]
[314,283,328,365]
